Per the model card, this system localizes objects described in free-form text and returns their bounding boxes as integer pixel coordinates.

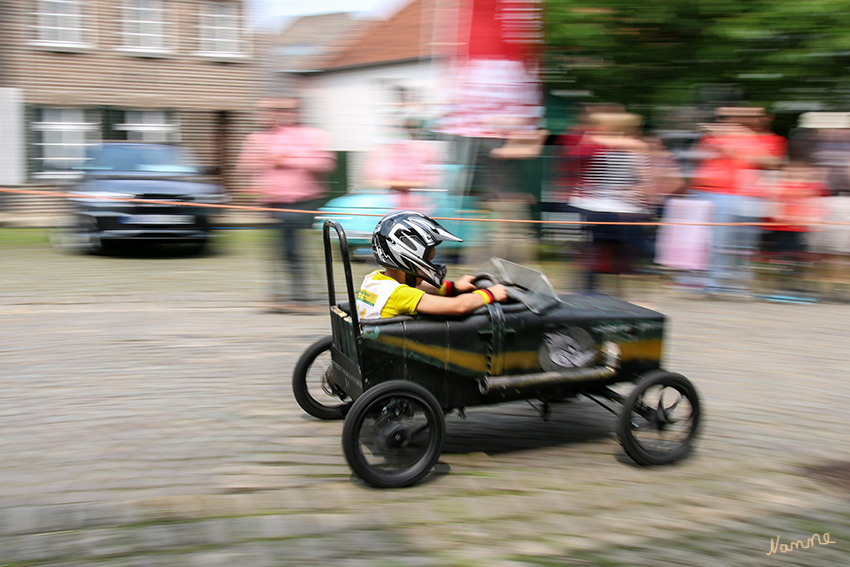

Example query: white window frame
[30,108,101,180]
[30,0,97,52]
[113,110,180,143]
[117,0,176,57]
[195,1,249,61]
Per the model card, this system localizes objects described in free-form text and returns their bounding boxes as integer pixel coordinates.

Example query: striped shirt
[570,147,651,213]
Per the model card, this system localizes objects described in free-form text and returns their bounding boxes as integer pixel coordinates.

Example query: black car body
[68,143,226,252]
[331,258,664,408]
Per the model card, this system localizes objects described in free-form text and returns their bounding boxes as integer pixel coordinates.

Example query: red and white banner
[438,0,544,138]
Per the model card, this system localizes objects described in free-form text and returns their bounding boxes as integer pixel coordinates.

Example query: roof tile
[325,0,451,70]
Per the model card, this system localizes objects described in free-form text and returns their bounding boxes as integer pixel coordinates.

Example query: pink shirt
[237,125,336,204]
[362,139,440,190]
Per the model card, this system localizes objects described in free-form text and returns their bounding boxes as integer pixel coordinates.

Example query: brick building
[0,0,261,203]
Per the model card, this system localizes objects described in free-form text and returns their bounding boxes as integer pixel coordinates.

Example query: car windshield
[85,145,201,174]
[474,258,561,314]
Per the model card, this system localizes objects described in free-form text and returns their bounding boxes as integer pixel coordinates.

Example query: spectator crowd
[235,93,850,306]
[553,105,850,302]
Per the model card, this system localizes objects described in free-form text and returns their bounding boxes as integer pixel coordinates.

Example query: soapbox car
[292,220,701,488]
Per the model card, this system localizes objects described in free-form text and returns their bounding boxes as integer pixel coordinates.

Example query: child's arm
[418,274,479,296]
[416,285,508,317]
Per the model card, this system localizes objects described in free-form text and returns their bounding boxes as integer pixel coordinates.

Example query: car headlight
[69,191,136,206]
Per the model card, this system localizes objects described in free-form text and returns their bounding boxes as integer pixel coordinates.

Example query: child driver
[356,211,508,319]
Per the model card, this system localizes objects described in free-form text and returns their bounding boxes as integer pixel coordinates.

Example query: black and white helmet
[372,211,462,287]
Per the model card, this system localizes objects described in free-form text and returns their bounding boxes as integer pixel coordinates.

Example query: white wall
[0,88,25,186]
[301,59,450,154]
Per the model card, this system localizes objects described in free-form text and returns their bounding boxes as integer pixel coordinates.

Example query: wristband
[473,289,495,305]
[438,280,454,296]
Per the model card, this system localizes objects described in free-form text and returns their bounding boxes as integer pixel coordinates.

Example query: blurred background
[2,0,850,301]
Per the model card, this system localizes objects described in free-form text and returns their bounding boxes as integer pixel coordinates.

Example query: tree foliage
[544,0,850,114]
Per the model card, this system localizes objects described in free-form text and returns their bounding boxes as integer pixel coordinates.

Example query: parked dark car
[66,143,227,254]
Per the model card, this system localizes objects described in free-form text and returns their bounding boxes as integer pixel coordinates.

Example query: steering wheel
[470,273,525,304]
[470,273,498,289]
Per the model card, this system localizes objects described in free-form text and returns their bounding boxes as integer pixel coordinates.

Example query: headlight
[69,191,135,205]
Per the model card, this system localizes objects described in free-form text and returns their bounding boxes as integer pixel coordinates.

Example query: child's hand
[455,274,478,293]
[488,284,509,303]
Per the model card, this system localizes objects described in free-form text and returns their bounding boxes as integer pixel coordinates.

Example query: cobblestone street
[1,230,848,566]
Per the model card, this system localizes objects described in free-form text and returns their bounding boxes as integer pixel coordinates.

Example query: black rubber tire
[82,229,106,255]
[292,336,351,420]
[618,370,701,466]
[342,380,445,488]
[75,215,110,255]
[183,238,208,256]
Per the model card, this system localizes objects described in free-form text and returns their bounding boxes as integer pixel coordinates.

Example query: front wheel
[77,215,111,255]
[618,370,701,466]
[342,380,445,488]
[292,336,351,420]
[182,238,208,256]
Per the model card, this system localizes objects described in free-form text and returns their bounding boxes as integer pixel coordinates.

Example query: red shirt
[769,180,827,232]
[690,132,786,196]
[690,134,747,194]
[736,133,788,197]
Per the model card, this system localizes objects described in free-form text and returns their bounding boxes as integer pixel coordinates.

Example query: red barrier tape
[2,186,849,227]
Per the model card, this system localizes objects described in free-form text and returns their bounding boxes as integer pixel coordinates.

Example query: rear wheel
[292,336,351,420]
[342,380,445,488]
[618,370,701,466]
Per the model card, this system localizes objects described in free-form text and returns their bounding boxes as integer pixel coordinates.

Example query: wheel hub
[650,389,682,430]
[321,366,345,398]
[373,414,414,453]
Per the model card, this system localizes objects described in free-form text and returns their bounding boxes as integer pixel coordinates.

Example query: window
[113,110,178,143]
[119,0,173,55]
[32,0,94,50]
[30,108,101,177]
[197,1,247,59]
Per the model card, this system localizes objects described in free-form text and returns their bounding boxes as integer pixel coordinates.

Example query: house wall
[300,59,450,191]
[0,0,256,110]
[0,0,261,197]
[303,59,449,153]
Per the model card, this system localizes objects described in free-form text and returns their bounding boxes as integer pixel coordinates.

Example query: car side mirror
[200,165,221,176]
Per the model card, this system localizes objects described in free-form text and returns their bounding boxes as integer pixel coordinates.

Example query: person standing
[237,97,336,312]
[469,115,548,265]
[360,117,442,214]
[689,106,785,295]
[565,112,653,293]
[761,162,827,298]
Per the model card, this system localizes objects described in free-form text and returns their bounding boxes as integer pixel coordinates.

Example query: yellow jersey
[356,270,426,319]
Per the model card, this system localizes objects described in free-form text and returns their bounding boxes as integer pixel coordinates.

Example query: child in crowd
[760,162,828,299]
